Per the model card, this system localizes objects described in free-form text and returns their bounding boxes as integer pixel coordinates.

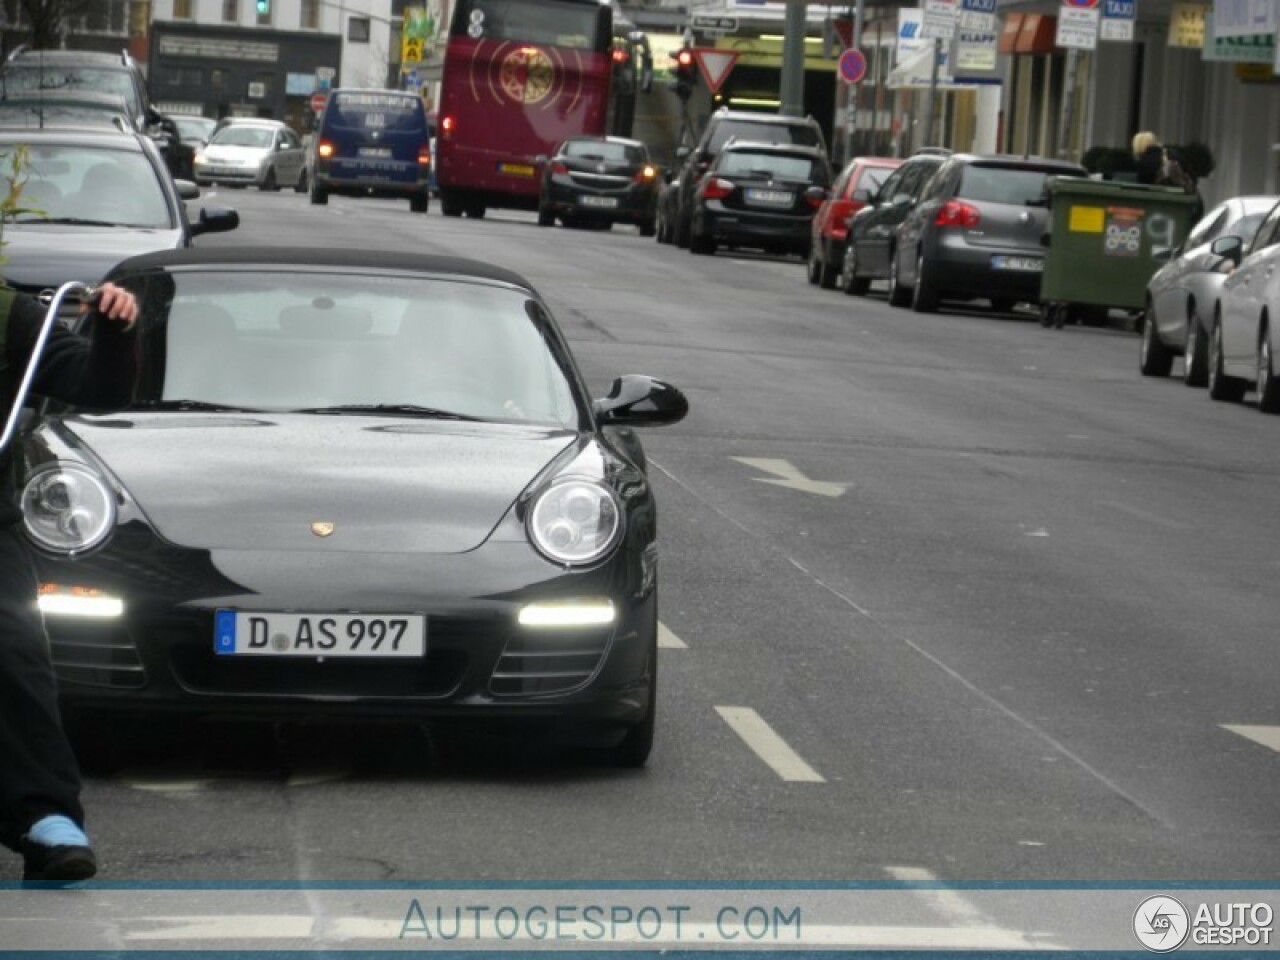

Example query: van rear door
[322,92,426,186]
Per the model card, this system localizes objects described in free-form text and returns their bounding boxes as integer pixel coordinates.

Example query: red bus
[435,0,613,219]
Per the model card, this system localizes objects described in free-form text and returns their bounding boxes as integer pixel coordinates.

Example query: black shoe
[20,840,97,884]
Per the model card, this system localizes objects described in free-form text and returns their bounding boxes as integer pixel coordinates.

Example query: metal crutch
[0,281,99,453]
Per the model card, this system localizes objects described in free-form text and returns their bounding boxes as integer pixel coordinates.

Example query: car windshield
[1228,212,1266,246]
[957,165,1065,205]
[0,103,125,128]
[563,140,642,163]
[707,120,822,154]
[10,144,172,228]
[126,270,581,425]
[858,166,894,195]
[719,151,820,182]
[174,117,217,141]
[0,65,140,115]
[212,125,275,149]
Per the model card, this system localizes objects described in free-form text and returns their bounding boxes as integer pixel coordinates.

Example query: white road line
[715,706,825,782]
[1222,724,1280,753]
[658,622,687,649]
[886,866,992,927]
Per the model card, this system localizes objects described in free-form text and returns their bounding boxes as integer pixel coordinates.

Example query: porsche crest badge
[311,522,335,537]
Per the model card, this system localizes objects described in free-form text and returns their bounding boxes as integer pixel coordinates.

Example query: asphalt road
[13,186,1279,884]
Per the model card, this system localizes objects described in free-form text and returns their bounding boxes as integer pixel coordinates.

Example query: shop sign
[1168,2,1207,47]
[896,8,928,63]
[959,0,997,33]
[1202,14,1274,61]
[954,29,998,70]
[921,0,958,40]
[1213,0,1278,39]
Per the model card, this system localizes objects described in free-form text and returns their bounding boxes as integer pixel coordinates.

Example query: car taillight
[441,115,455,137]
[935,200,980,228]
[634,165,657,183]
[701,177,734,200]
[317,139,335,159]
[417,145,431,165]
[829,200,853,238]
[805,191,825,210]
[551,161,569,176]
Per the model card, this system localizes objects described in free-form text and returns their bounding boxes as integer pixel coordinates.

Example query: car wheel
[840,243,870,296]
[689,219,716,256]
[294,168,308,193]
[308,181,328,206]
[1139,297,1174,377]
[675,212,691,250]
[910,252,938,313]
[410,192,429,213]
[602,631,656,768]
[1208,313,1247,403]
[465,200,486,219]
[655,209,670,244]
[261,167,278,192]
[806,245,821,285]
[887,248,909,307]
[440,190,464,217]
[639,217,656,238]
[537,204,555,227]
[1257,326,1280,414]
[1183,307,1208,387]
[817,243,838,289]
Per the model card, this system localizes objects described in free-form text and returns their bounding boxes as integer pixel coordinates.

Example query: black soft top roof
[108,247,537,293]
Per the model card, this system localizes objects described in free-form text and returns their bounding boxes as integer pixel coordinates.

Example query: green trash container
[1039,177,1199,327]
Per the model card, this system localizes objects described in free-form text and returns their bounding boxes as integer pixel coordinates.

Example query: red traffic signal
[673,47,696,98]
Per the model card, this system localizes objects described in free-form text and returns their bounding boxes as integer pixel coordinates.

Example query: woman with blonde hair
[1132,131,1164,185]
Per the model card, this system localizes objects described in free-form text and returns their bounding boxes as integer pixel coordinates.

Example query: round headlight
[21,464,116,554]
[527,479,622,566]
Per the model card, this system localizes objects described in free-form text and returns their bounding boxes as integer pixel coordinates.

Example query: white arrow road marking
[715,706,825,782]
[1222,725,1280,753]
[731,457,848,497]
[658,622,687,649]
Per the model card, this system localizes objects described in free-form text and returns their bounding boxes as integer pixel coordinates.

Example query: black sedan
[23,248,687,766]
[687,140,831,258]
[537,136,658,234]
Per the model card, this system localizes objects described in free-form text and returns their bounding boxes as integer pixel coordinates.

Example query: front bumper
[194,163,261,186]
[543,177,657,223]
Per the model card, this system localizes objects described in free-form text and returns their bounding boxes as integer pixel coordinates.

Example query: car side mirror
[1211,234,1244,265]
[804,185,827,204]
[191,206,240,237]
[174,179,200,200]
[593,375,688,427]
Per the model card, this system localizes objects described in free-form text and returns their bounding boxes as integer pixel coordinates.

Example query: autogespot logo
[1134,895,1191,953]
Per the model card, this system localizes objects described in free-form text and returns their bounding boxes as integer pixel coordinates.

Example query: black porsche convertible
[22,248,687,766]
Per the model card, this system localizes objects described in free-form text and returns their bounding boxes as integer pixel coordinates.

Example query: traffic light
[673,47,695,100]
[255,0,270,15]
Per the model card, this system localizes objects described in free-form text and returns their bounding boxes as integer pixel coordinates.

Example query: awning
[886,44,984,91]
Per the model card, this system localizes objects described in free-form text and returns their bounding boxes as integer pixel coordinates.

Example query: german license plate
[580,195,618,208]
[498,162,535,177]
[359,147,392,158]
[746,188,793,206]
[214,610,426,658]
[992,255,1043,271]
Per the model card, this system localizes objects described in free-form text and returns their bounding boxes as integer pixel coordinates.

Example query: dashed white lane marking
[658,622,687,649]
[1222,724,1280,753]
[886,866,992,927]
[715,706,825,782]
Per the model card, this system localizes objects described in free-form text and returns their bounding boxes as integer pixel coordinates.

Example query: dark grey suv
[673,108,826,249]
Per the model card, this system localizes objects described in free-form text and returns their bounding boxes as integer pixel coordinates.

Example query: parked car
[807,155,902,289]
[0,128,237,311]
[0,91,131,130]
[309,88,432,212]
[687,140,831,258]
[0,47,192,179]
[672,108,826,249]
[838,151,949,297]
[29,246,688,766]
[1205,199,1280,411]
[194,118,306,192]
[889,153,1086,313]
[1141,196,1274,385]
[537,135,658,234]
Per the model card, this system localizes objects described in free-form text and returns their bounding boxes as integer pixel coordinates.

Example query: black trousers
[0,525,84,851]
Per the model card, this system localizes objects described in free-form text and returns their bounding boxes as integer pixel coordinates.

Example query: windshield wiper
[18,217,129,227]
[294,403,481,420]
[136,400,262,412]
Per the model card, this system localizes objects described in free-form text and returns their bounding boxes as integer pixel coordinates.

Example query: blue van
[309,88,431,212]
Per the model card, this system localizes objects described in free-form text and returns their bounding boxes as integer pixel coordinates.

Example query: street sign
[691,13,738,34]
[691,48,740,92]
[1063,0,1101,7]
[309,91,327,112]
[838,47,867,84]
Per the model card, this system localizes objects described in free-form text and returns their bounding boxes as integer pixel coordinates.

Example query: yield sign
[691,48,740,92]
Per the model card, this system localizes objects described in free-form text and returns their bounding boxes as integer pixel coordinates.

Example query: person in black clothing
[0,282,138,883]
[1132,131,1165,185]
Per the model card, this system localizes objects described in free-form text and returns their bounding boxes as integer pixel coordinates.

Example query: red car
[807,156,903,289]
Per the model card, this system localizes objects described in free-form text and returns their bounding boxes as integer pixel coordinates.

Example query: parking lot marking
[731,457,848,497]
[658,622,687,649]
[1222,724,1280,753]
[715,706,825,782]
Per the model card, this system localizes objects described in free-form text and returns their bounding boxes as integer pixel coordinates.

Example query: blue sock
[26,814,90,848]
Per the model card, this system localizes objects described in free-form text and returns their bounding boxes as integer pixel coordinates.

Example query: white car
[1142,195,1275,386]
[1207,197,1280,411]
[193,118,306,192]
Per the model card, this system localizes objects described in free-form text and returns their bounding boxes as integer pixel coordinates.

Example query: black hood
[1,225,184,290]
